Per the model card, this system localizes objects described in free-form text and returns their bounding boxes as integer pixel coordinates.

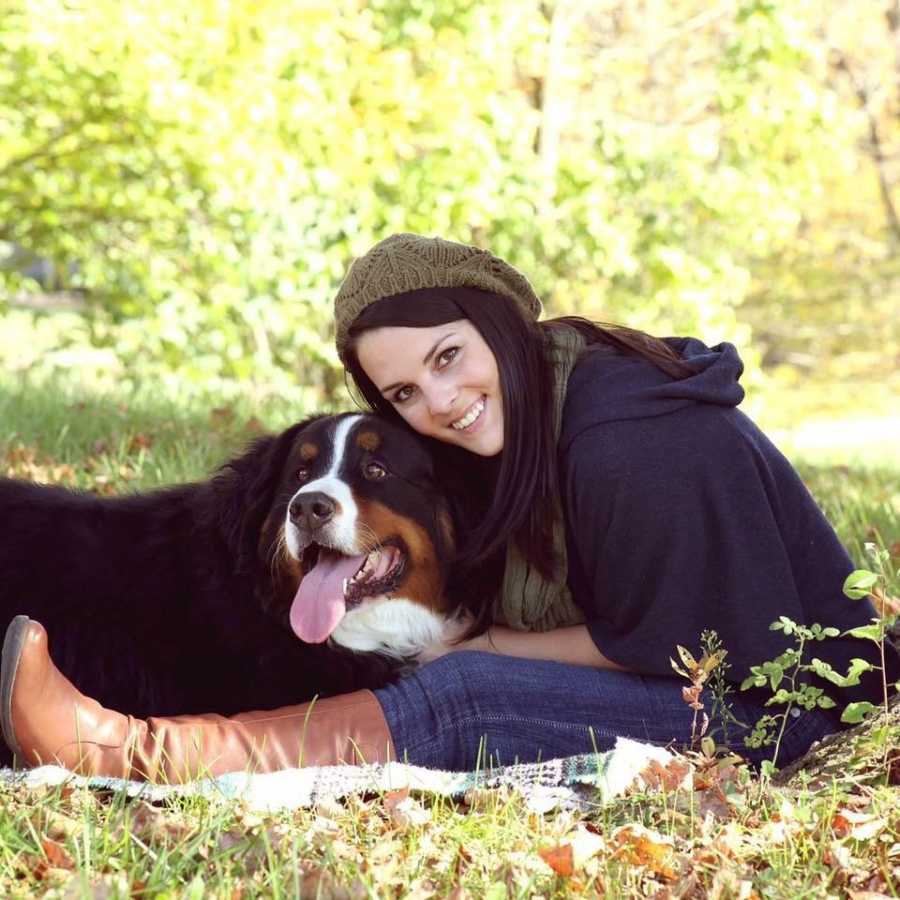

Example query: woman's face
[355,319,504,456]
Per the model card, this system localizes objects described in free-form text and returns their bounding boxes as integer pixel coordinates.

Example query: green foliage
[741,547,898,771]
[2,0,897,400]
[740,617,842,768]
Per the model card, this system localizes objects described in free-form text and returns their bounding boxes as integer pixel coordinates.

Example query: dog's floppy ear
[214,415,321,571]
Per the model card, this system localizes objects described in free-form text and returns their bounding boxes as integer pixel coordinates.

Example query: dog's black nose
[289,491,336,529]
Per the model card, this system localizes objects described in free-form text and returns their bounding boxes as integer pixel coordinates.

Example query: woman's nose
[424,381,457,416]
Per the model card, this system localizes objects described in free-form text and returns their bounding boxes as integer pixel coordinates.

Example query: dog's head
[251,414,456,659]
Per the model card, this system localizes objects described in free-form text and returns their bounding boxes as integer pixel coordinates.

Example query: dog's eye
[364,462,387,480]
[297,466,311,481]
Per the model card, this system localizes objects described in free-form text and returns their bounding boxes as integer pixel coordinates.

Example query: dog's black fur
[0,415,427,766]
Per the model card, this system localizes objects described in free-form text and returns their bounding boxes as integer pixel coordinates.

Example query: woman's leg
[1,617,394,782]
[4,619,838,782]
[374,651,839,770]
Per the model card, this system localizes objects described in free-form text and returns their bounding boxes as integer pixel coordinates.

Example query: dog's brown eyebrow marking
[299,442,319,462]
[356,430,381,452]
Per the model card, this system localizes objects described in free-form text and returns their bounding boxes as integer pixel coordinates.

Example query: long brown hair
[342,287,694,591]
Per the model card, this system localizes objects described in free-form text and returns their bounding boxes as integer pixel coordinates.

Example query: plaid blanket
[0,738,675,813]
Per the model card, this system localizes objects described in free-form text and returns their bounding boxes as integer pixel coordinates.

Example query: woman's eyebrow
[379,331,458,394]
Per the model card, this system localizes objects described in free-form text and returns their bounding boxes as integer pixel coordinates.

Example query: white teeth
[350,550,379,585]
[451,398,485,430]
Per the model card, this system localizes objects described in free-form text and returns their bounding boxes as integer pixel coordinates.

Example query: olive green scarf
[491,325,588,632]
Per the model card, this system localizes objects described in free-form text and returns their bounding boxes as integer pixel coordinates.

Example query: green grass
[0,373,322,492]
[1,373,898,898]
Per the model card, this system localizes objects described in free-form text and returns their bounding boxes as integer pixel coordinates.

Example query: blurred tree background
[1,0,898,431]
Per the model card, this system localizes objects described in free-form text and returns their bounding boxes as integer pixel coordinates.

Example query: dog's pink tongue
[289,551,366,643]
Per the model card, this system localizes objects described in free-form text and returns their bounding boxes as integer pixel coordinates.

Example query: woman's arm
[421,622,627,671]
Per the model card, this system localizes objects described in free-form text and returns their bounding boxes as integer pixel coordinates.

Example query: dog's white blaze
[332,597,449,658]
[284,415,362,558]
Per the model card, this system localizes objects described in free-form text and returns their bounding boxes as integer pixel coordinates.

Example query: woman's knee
[412,651,505,706]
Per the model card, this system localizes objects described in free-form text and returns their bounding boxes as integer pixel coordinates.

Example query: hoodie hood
[559,337,745,453]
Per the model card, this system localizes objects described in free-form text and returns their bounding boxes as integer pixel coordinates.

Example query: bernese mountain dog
[0,413,462,765]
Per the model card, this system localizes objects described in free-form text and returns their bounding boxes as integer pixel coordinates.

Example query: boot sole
[1,615,31,760]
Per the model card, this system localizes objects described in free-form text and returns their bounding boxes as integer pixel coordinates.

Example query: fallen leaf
[832,810,887,841]
[216,830,248,855]
[611,824,679,881]
[37,809,82,841]
[707,869,757,900]
[696,785,733,821]
[639,758,693,793]
[537,842,574,876]
[127,801,195,844]
[384,789,430,829]
[41,837,75,870]
[129,433,153,452]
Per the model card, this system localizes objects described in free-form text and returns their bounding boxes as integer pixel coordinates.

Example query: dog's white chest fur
[332,599,457,660]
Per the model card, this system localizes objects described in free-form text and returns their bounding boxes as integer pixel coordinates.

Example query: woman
[4,233,896,781]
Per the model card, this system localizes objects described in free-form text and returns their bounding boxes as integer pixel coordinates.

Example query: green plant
[740,617,839,776]
[742,543,899,776]
[816,544,900,724]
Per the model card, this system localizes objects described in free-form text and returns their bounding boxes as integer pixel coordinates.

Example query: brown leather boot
[1,616,395,782]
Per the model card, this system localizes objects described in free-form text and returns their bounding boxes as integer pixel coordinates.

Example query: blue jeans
[373,651,840,770]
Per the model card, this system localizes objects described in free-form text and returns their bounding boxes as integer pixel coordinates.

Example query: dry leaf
[833,810,887,841]
[128,801,195,844]
[129,433,153,452]
[538,842,574,877]
[696,784,733,821]
[611,824,679,881]
[384,789,430,829]
[707,869,757,900]
[41,837,75,871]
[39,810,82,841]
[216,829,248,855]
[639,758,693,793]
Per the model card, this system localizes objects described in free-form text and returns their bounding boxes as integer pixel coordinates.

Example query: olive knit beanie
[333,233,542,363]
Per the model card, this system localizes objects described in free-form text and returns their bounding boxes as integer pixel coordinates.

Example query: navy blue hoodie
[559,338,899,711]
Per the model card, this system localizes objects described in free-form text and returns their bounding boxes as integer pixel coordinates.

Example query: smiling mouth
[300,540,407,608]
[450,395,485,431]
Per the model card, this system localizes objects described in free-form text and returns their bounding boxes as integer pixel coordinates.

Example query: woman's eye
[437,347,459,367]
[364,461,387,480]
[297,466,310,481]
[394,386,414,403]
